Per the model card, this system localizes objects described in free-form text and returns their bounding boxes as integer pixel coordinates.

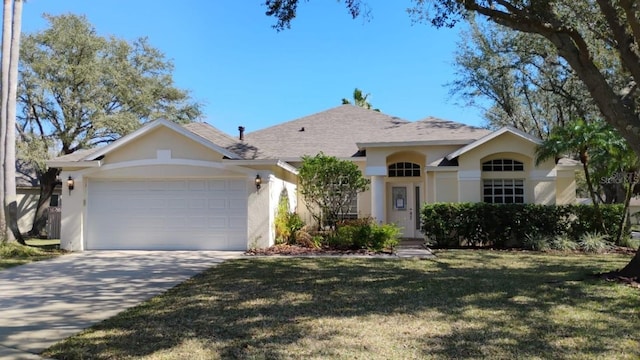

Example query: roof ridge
[246,104,411,135]
[184,122,239,142]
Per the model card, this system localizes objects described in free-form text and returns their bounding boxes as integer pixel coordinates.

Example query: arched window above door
[482,159,524,172]
[388,162,421,177]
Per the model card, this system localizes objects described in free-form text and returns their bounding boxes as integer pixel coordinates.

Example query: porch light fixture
[67,176,75,194]
[255,174,262,190]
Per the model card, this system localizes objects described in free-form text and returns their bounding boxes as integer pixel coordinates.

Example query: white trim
[530,169,556,180]
[425,166,459,172]
[370,175,385,223]
[365,166,387,176]
[272,156,367,163]
[83,119,242,161]
[222,159,299,175]
[46,160,102,168]
[458,170,481,180]
[446,126,542,160]
[357,139,473,149]
[80,158,256,176]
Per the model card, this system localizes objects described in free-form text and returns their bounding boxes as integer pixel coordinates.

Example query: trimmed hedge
[420,203,625,248]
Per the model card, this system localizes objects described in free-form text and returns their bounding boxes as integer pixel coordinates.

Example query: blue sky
[22,1,484,136]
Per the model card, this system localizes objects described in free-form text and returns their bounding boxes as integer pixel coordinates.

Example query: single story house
[47,105,578,251]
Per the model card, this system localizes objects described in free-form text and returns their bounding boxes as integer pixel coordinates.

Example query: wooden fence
[47,206,61,239]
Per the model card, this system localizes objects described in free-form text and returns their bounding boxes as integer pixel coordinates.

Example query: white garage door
[86,179,248,250]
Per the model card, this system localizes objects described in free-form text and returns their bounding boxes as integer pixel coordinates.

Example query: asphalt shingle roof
[48,105,493,163]
[244,105,410,159]
[244,105,490,158]
[377,116,491,143]
[183,122,265,160]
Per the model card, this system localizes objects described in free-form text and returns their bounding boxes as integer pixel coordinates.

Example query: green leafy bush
[369,223,400,252]
[274,190,305,245]
[274,192,291,244]
[421,203,624,249]
[327,218,400,252]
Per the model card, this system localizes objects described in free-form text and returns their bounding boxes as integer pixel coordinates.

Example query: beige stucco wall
[260,175,297,248]
[60,171,83,251]
[105,126,223,165]
[366,145,460,168]
[455,133,560,204]
[433,171,458,203]
[247,179,269,248]
[556,169,577,205]
[355,161,372,218]
[17,189,39,234]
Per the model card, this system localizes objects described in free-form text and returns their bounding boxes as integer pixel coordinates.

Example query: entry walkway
[395,239,435,259]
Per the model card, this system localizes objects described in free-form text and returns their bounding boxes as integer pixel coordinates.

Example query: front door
[388,183,423,238]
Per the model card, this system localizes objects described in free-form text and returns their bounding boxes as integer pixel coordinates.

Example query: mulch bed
[245,244,392,256]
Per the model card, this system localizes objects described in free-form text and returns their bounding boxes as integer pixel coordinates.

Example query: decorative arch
[386,150,424,178]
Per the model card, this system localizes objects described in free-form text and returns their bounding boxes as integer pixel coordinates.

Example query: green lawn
[0,239,62,269]
[44,251,639,360]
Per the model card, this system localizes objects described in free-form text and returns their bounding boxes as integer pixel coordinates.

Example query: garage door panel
[208,199,225,209]
[229,216,246,229]
[87,179,248,250]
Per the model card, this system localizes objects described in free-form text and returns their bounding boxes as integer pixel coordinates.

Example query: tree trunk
[2,0,23,244]
[615,178,635,245]
[582,158,606,234]
[28,168,58,237]
[0,0,11,242]
[618,248,640,279]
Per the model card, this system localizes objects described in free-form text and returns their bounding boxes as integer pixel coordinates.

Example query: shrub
[285,213,305,243]
[549,235,579,251]
[274,193,305,245]
[294,225,319,248]
[326,218,400,252]
[579,232,611,253]
[327,226,358,249]
[274,192,291,244]
[619,236,640,250]
[523,234,551,251]
[369,223,400,252]
[421,203,625,248]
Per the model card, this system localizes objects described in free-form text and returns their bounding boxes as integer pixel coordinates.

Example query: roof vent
[299,127,305,132]
[238,126,245,141]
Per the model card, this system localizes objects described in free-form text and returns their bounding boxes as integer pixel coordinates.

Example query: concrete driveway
[0,250,243,359]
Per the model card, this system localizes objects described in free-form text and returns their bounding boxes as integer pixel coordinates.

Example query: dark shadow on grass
[43,252,640,359]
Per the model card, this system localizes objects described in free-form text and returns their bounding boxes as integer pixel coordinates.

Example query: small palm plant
[578,232,611,253]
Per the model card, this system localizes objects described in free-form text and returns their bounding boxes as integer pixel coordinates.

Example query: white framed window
[388,162,421,177]
[483,179,524,204]
[340,197,358,220]
[482,159,524,172]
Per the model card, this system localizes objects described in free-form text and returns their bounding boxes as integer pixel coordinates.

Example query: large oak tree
[18,14,202,236]
[263,0,640,278]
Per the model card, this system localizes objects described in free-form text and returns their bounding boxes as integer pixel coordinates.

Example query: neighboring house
[47,105,578,251]
[16,161,62,236]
